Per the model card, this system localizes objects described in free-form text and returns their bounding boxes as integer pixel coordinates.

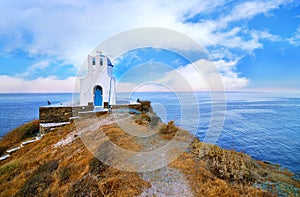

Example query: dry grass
[67,174,104,197]
[0,116,150,197]
[15,160,59,196]
[102,124,143,152]
[0,122,93,196]
[0,120,39,153]
[159,121,178,139]
[99,167,150,196]
[169,152,273,196]
[188,138,300,196]
[134,119,149,126]
[138,100,152,113]
[0,111,299,196]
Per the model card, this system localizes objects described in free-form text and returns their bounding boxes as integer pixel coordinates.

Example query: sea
[0,92,299,176]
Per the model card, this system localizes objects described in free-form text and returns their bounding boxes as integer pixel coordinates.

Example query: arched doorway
[94,85,103,106]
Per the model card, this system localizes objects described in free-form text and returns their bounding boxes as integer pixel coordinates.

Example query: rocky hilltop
[0,102,299,196]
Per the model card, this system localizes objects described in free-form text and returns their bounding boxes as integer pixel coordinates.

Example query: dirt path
[55,113,194,196]
[119,115,194,196]
[139,166,193,197]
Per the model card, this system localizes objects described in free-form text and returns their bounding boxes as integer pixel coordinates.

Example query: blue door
[94,85,103,106]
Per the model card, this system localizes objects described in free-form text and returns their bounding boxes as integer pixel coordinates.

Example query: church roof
[107,57,114,67]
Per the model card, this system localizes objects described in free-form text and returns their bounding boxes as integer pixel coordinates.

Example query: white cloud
[29,60,49,70]
[186,0,288,53]
[113,50,141,67]
[251,30,281,42]
[218,29,282,52]
[0,75,76,93]
[160,59,249,91]
[17,60,50,77]
[288,26,300,46]
[117,58,249,92]
[117,81,171,92]
[0,0,294,92]
[222,0,291,23]
[0,0,288,63]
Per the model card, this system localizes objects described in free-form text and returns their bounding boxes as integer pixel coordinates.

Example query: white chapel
[80,52,116,107]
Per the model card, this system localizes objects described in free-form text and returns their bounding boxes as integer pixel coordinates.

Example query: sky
[0,0,299,93]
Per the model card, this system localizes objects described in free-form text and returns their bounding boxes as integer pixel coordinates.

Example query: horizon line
[1,90,300,94]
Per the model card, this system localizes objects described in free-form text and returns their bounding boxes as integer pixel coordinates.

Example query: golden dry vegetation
[0,110,299,196]
[0,118,149,196]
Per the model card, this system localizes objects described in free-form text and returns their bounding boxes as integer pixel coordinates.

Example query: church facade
[80,53,116,108]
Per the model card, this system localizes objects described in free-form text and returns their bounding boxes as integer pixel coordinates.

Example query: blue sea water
[128,91,300,175]
[0,92,299,175]
[0,93,72,137]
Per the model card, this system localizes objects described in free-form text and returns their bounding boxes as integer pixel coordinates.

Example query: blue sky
[0,0,299,92]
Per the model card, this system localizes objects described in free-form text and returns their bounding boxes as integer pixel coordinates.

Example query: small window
[92,58,96,65]
[100,58,103,66]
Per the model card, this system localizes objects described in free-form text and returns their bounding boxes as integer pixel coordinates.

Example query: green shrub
[0,160,20,182]
[15,160,58,196]
[0,161,20,175]
[20,120,40,140]
[15,172,53,197]
[35,160,59,174]
[0,120,39,148]
[66,175,103,197]
[58,165,71,185]
[0,146,6,155]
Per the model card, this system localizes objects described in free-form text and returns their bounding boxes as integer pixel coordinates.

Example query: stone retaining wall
[39,101,150,130]
[39,103,95,124]
[39,107,73,123]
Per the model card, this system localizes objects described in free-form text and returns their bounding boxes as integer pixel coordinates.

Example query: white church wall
[79,53,116,107]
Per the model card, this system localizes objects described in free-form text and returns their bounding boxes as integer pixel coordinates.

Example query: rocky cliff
[0,107,299,196]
